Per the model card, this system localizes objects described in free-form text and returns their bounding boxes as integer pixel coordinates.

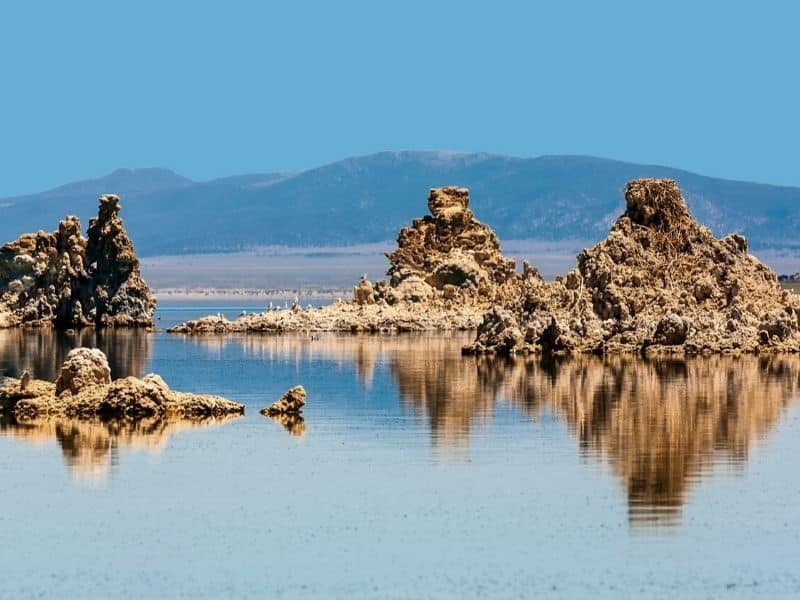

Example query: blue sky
[1,0,798,195]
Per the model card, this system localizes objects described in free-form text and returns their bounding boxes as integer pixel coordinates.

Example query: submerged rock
[261,385,307,416]
[0,348,243,420]
[465,179,800,356]
[0,195,156,329]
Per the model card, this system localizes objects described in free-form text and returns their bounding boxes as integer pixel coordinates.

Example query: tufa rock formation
[0,347,243,420]
[261,385,307,416]
[465,179,800,355]
[382,187,520,305]
[169,187,521,334]
[0,194,156,329]
[261,385,307,436]
[55,347,112,395]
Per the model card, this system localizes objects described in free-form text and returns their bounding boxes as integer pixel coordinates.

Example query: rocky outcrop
[383,187,519,305]
[261,385,306,416]
[169,187,519,334]
[465,179,800,356]
[0,348,243,420]
[0,195,156,329]
[261,385,307,436]
[54,348,112,395]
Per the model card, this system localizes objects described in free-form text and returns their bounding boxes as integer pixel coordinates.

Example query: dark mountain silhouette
[1,152,799,256]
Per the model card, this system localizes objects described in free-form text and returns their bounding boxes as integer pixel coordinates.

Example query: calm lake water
[1,303,799,598]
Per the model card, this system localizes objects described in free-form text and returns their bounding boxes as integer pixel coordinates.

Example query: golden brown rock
[169,187,520,335]
[465,179,800,355]
[0,348,243,420]
[54,347,112,395]
[0,194,156,329]
[384,187,519,303]
[261,385,306,416]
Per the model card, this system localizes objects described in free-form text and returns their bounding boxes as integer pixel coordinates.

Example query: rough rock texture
[465,179,800,356]
[261,385,306,416]
[169,187,519,335]
[384,187,519,304]
[168,302,486,334]
[261,385,307,435]
[0,194,156,329]
[55,348,112,395]
[0,348,243,420]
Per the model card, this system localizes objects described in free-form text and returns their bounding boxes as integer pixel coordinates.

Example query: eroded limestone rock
[261,385,306,416]
[169,187,519,335]
[465,179,800,356]
[384,187,519,305]
[0,349,243,420]
[0,195,156,329]
[55,348,111,396]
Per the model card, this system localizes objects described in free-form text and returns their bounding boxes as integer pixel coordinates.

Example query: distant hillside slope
[2,152,799,256]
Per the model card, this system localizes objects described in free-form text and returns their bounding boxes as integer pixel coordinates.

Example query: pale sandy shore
[153,288,351,302]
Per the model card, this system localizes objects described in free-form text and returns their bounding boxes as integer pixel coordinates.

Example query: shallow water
[1,306,799,598]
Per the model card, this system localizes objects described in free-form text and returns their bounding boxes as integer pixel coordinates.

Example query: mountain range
[2,151,799,257]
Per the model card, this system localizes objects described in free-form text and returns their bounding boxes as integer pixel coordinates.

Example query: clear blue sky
[1,0,798,195]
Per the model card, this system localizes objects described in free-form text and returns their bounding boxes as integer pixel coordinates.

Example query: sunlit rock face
[466,179,800,355]
[385,187,521,305]
[0,194,156,329]
[0,348,243,421]
[168,186,524,335]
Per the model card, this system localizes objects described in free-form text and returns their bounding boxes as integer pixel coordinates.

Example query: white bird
[20,370,30,392]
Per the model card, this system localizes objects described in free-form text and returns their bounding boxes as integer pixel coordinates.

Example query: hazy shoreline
[154,288,350,302]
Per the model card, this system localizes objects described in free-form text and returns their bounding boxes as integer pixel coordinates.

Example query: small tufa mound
[0,348,243,420]
[0,194,156,329]
[55,348,112,396]
[466,178,800,356]
[261,385,307,416]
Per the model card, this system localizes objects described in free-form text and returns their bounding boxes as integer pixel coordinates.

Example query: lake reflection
[1,331,799,526]
[0,328,151,381]
[0,413,241,481]
[200,335,800,527]
[3,330,800,597]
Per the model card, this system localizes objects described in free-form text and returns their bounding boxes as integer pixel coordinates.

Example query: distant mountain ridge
[2,151,799,257]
